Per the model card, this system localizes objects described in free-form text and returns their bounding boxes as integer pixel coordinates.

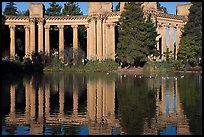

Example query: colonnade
[7,17,116,61]
[156,23,183,60]
[5,2,188,61]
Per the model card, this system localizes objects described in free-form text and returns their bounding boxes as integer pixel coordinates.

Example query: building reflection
[143,78,191,135]
[4,74,120,135]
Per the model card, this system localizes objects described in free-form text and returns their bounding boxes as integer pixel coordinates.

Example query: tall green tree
[18,9,29,16]
[62,2,83,15]
[177,35,200,67]
[157,2,167,13]
[178,2,202,66]
[116,2,158,67]
[2,15,10,56]
[45,2,62,16]
[3,2,18,15]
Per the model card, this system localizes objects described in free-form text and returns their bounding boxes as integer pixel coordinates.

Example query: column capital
[161,23,167,28]
[9,24,16,29]
[57,25,64,29]
[85,24,89,28]
[24,25,30,30]
[110,23,116,28]
[71,25,78,29]
[37,18,44,24]
[44,25,50,29]
[29,18,35,24]
[169,25,175,29]
[88,16,97,23]
[176,24,183,30]
[97,14,105,21]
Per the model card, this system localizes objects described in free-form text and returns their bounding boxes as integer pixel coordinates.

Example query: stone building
[4,2,191,61]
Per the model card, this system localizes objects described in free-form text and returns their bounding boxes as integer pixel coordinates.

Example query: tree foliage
[178,2,202,67]
[115,2,120,11]
[3,2,18,15]
[116,2,158,67]
[62,2,83,16]
[182,2,202,47]
[177,35,200,67]
[157,2,167,13]
[45,2,62,16]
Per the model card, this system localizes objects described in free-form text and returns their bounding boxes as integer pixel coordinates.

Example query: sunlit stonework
[4,2,192,61]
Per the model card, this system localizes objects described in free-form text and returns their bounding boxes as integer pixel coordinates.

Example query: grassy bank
[44,59,119,72]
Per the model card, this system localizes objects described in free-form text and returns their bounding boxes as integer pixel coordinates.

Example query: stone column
[72,25,78,49]
[106,24,110,59]
[37,18,44,53]
[30,18,35,56]
[9,25,15,59]
[44,25,50,56]
[169,25,174,55]
[102,20,107,60]
[85,24,90,59]
[58,25,64,59]
[24,25,30,57]
[109,23,116,60]
[176,26,182,59]
[72,25,78,65]
[161,24,166,60]
[89,17,97,60]
[96,15,103,61]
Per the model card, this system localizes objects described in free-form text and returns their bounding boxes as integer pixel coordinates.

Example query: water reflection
[2,73,120,135]
[2,73,202,135]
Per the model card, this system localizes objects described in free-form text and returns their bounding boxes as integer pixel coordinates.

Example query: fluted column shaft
[38,18,44,53]
[103,21,107,60]
[30,18,35,55]
[9,25,15,58]
[110,23,116,60]
[85,24,90,59]
[169,26,174,54]
[72,25,78,49]
[24,25,30,57]
[58,25,64,59]
[45,25,50,56]
[90,19,97,60]
[97,17,103,61]
[161,24,166,60]
[72,25,78,65]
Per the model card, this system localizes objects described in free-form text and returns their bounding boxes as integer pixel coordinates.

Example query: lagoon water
[2,72,202,135]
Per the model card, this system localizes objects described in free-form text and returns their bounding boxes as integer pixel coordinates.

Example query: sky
[2,2,190,15]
